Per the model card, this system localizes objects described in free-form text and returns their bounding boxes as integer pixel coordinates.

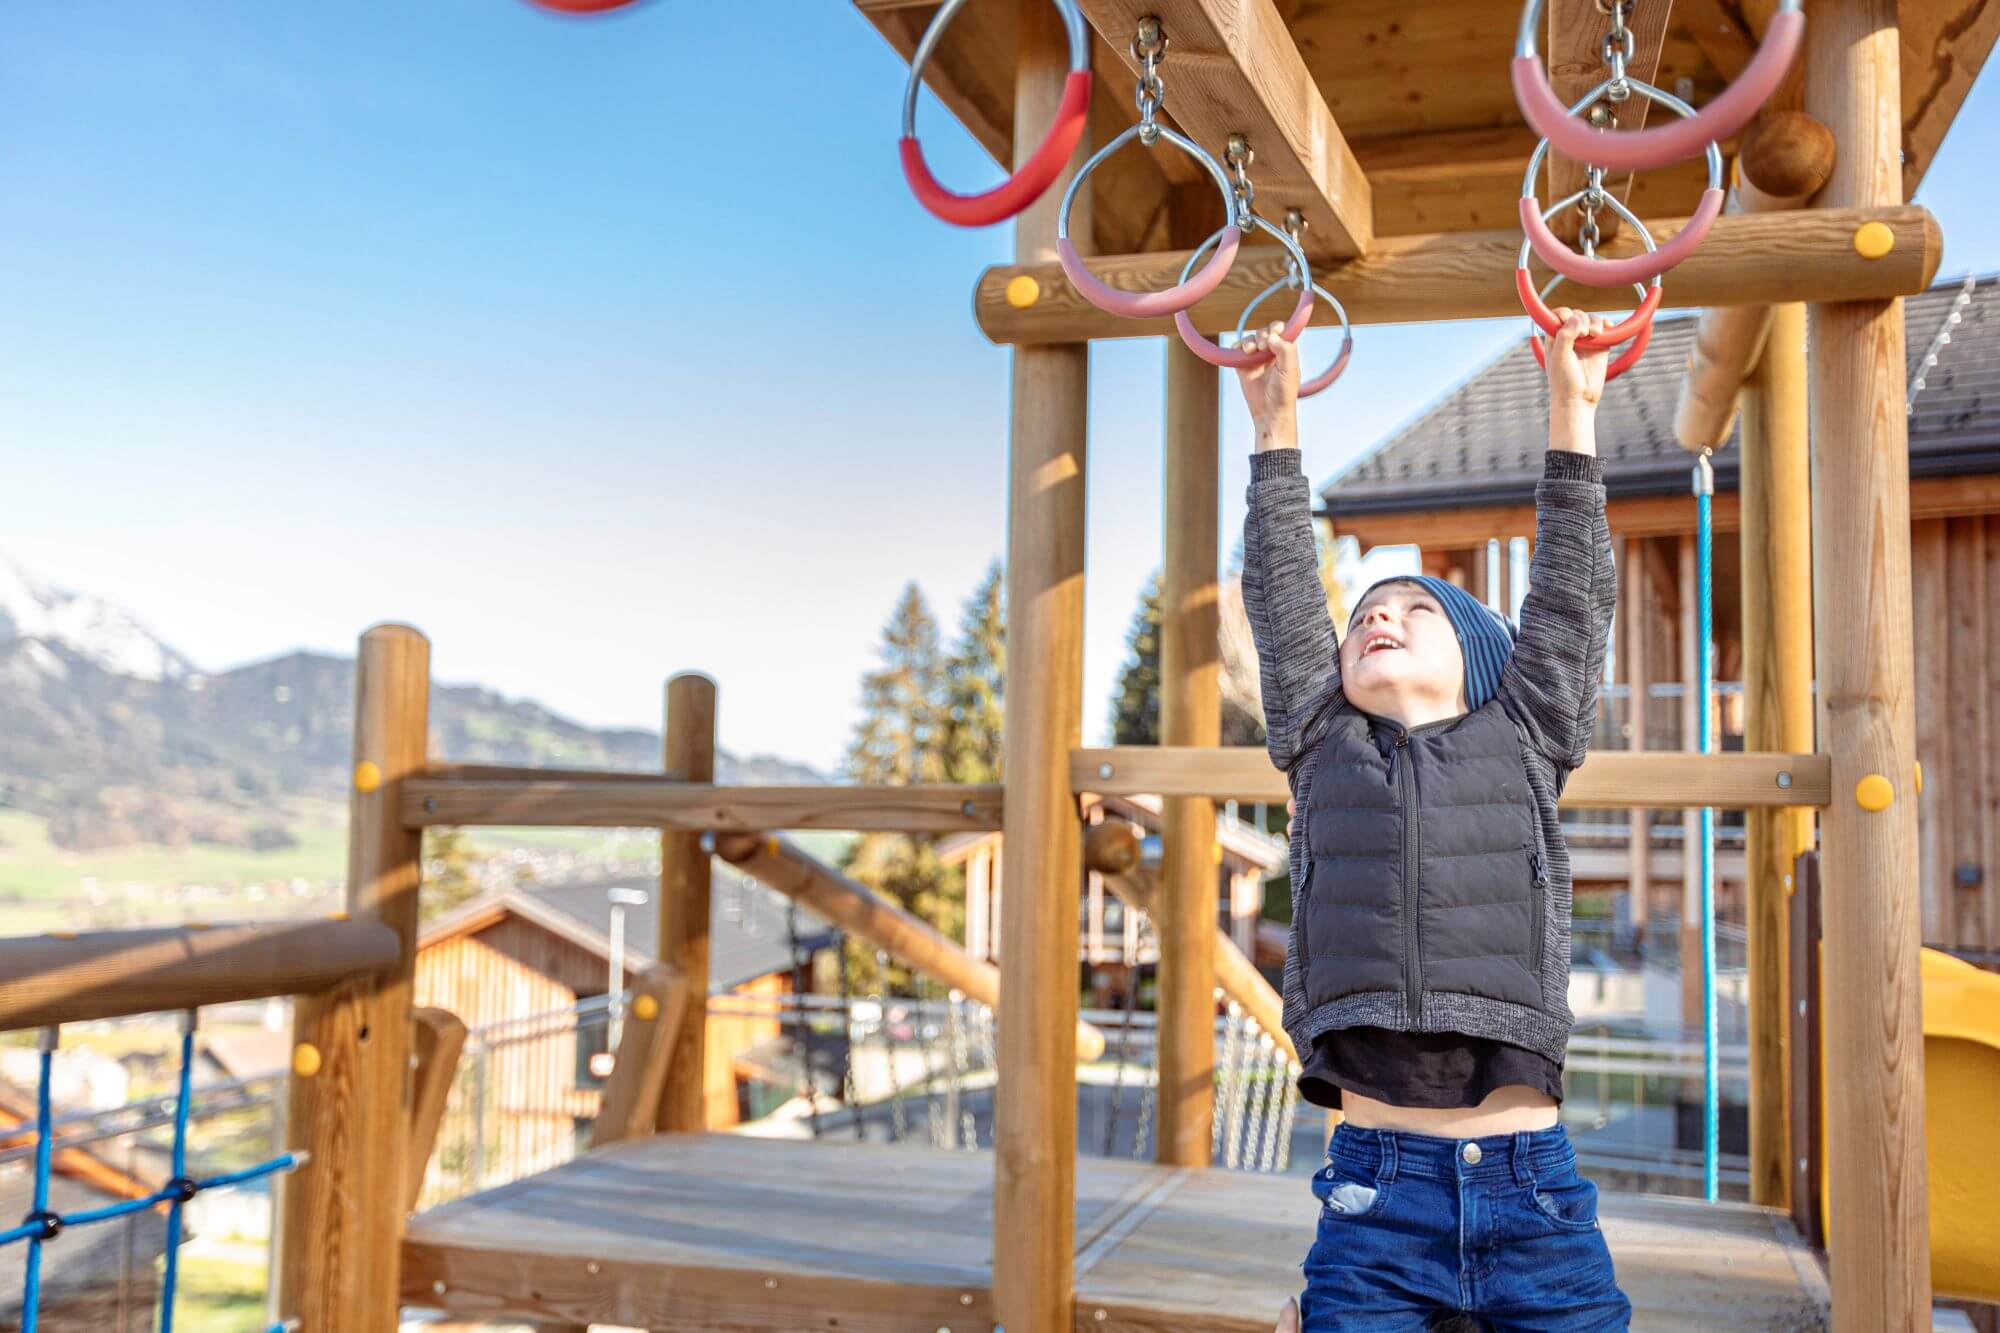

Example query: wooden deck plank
[401,1135,1827,1331]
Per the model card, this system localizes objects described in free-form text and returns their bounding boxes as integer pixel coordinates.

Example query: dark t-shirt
[1299,1025,1564,1111]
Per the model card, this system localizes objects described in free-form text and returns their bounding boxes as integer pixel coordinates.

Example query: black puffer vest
[1300,701,1550,1022]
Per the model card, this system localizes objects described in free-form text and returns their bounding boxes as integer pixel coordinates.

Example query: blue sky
[6,2,2000,774]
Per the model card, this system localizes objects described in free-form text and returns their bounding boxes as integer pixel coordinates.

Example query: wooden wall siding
[1911,516,1999,960]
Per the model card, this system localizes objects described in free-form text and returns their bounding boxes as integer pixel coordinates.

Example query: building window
[575,1020,610,1091]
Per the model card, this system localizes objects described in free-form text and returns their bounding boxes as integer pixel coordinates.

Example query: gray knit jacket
[1241,448,1618,1065]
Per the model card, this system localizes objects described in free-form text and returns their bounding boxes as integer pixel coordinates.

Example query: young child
[1238,312,1630,1331]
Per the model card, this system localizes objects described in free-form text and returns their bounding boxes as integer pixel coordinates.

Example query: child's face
[1340,583,1468,724]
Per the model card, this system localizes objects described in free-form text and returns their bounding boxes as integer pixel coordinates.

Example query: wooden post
[656,672,717,1133]
[1623,536,1651,943]
[1805,0,1934,1321]
[279,624,429,1330]
[996,0,1091,1324]
[1157,274,1222,1167]
[1738,300,1814,1209]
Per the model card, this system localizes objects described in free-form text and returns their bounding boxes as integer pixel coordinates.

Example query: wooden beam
[1739,300,1814,1214]
[1805,0,1933,1321]
[975,205,1941,343]
[402,778,1005,833]
[711,832,1106,1062]
[997,6,1090,1323]
[0,919,400,1031]
[1156,309,1221,1169]
[1072,0,1372,255]
[1330,472,2000,554]
[280,624,429,1330]
[593,964,691,1149]
[1677,0,1760,81]
[1102,867,1295,1067]
[657,672,716,1134]
[1901,0,2000,193]
[1074,746,1832,809]
[406,1006,467,1212]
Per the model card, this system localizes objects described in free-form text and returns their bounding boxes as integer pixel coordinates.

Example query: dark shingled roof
[1323,274,1998,518]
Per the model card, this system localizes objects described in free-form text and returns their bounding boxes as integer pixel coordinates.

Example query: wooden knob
[1738,111,1836,201]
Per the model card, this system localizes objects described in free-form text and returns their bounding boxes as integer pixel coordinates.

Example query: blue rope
[2,1013,304,1332]
[1695,452,1719,1203]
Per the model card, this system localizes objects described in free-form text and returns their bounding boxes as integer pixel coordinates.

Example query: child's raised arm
[1237,324,1344,775]
[1499,311,1621,774]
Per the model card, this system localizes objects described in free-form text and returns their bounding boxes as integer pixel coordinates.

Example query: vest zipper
[1395,731,1423,1024]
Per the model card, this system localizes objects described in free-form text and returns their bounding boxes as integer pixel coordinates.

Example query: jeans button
[1460,1142,1482,1165]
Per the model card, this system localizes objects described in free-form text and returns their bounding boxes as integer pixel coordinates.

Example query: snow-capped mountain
[0,553,199,682]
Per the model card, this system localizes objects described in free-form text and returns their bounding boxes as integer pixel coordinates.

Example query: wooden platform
[400,1133,1829,1332]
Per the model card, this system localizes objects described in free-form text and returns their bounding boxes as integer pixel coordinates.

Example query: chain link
[1600,0,1635,100]
[1226,134,1256,225]
[1132,18,1168,144]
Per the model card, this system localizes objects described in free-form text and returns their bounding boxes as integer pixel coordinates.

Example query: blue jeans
[1300,1122,1632,1332]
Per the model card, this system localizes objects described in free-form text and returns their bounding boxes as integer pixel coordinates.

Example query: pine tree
[842,584,952,994]
[939,561,1005,784]
[420,827,484,922]
[1109,573,1164,744]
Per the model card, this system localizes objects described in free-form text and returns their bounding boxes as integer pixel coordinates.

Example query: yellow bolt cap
[292,1044,323,1078]
[1855,773,1895,811]
[1914,761,1924,795]
[1005,275,1041,309]
[353,760,382,793]
[633,994,660,1021]
[1853,221,1895,260]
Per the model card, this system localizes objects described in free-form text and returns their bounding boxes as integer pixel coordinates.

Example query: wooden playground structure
[5,0,1998,1327]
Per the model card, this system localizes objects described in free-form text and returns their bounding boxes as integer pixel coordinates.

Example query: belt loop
[1511,1130,1535,1187]
[1379,1131,1399,1185]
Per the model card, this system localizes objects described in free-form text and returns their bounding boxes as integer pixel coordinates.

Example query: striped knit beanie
[1355,574,1518,711]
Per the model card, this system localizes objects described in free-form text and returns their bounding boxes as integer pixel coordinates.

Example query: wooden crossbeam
[402,775,1004,833]
[1074,746,1832,809]
[1072,0,1372,255]
[1900,0,2000,193]
[976,204,1940,343]
[0,918,402,1031]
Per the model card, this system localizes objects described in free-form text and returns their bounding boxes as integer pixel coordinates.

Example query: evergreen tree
[420,827,484,922]
[1109,573,1164,744]
[938,560,1005,784]
[842,583,953,994]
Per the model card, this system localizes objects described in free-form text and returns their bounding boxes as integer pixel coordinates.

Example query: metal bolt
[1776,772,1793,789]
[432,1281,446,1296]
[1099,763,1114,780]
[1096,1311,1109,1322]
[424,797,437,813]
[766,1277,778,1290]
[961,800,978,818]
[1797,999,1807,1016]
[961,1294,975,1306]
[1588,103,1613,128]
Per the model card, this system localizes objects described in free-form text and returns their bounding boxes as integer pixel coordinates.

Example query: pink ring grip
[1177,286,1313,369]
[1532,301,1656,384]
[900,70,1092,228]
[1510,9,1804,172]
[521,0,650,11]
[1515,267,1660,349]
[1060,227,1242,319]
[1519,187,1724,287]
[1301,339,1354,398]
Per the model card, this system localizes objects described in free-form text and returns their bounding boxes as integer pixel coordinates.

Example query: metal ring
[1172,212,1313,369]
[1513,0,1803,171]
[1235,278,1353,397]
[1056,121,1242,318]
[899,0,1092,227]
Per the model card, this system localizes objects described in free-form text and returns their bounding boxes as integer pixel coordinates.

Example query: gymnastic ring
[1516,194,1661,351]
[901,0,1092,227]
[520,0,653,12]
[1058,121,1242,318]
[1528,270,1657,383]
[1512,0,1803,172]
[1174,214,1312,367]
[1517,86,1726,287]
[1226,250,1352,390]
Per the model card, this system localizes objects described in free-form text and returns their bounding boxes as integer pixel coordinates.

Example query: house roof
[421,861,836,993]
[937,791,1289,872]
[1322,274,1998,520]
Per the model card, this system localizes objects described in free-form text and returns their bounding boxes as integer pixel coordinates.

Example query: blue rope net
[1,1012,303,1333]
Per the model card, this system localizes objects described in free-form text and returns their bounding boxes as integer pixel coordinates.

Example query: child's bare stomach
[1340,1084,1560,1137]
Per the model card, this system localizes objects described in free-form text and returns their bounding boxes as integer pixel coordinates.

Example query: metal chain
[1599,0,1635,100]
[1132,18,1168,145]
[1226,134,1257,227]
[1283,208,1308,289]
[875,951,908,1143]
[1211,988,1238,1158]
